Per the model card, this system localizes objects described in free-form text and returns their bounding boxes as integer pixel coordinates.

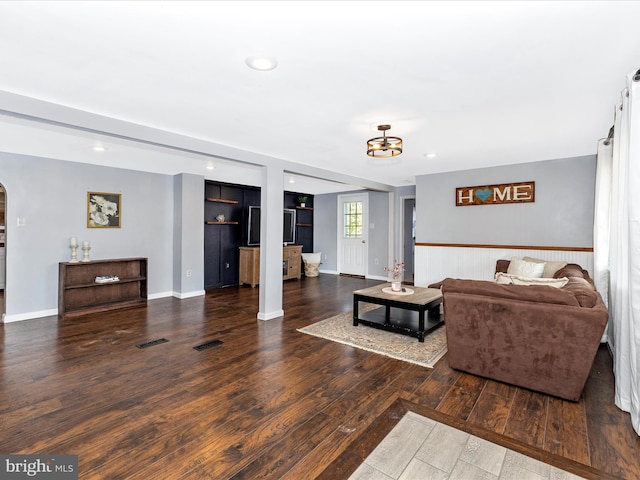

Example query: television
[247,206,296,246]
[283,209,296,245]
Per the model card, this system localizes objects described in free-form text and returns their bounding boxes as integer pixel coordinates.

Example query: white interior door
[338,193,368,276]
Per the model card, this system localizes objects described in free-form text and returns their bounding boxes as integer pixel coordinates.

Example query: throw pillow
[523,256,568,278]
[495,272,569,288]
[506,257,546,278]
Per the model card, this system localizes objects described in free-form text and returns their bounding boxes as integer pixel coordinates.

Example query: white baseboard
[170,290,205,300]
[318,271,389,282]
[366,274,388,282]
[149,291,174,300]
[319,269,339,275]
[257,309,284,321]
[3,308,58,323]
[1,290,212,324]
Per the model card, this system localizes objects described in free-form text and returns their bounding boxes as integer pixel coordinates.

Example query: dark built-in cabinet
[204,181,314,290]
[284,191,314,254]
[204,182,250,290]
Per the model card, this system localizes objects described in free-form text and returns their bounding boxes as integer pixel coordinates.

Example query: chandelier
[366,124,403,158]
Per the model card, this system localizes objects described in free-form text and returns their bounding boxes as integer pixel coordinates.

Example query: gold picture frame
[87,192,121,228]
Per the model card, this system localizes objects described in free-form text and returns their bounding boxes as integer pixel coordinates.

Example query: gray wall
[0,152,179,320]
[313,192,338,272]
[314,190,391,278]
[367,191,390,278]
[173,173,205,296]
[415,156,596,247]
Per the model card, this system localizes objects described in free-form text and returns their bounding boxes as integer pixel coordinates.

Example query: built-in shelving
[204,182,314,290]
[58,258,148,319]
[206,198,239,204]
[287,192,314,253]
[204,181,250,289]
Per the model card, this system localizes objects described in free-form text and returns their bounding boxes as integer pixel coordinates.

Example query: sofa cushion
[563,277,599,308]
[555,263,588,279]
[523,256,568,278]
[495,272,569,288]
[443,278,580,307]
[507,258,546,278]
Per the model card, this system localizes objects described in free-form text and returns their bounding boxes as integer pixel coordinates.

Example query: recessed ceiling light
[206,162,215,170]
[424,153,437,158]
[288,177,295,184]
[92,145,107,152]
[245,56,278,71]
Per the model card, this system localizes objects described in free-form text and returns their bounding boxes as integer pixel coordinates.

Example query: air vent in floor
[193,339,223,351]
[136,338,169,349]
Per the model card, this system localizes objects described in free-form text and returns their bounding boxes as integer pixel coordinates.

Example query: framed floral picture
[87,192,121,228]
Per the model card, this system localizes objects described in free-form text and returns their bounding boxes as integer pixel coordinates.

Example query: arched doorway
[0,183,5,320]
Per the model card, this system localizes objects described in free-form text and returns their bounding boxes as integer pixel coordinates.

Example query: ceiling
[0,1,639,194]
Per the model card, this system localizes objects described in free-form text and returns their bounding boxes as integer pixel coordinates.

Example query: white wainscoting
[414,245,593,287]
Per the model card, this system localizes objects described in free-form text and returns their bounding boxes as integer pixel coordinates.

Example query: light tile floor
[349,412,587,480]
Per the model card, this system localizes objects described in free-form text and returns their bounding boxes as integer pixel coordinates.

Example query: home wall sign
[455,181,535,206]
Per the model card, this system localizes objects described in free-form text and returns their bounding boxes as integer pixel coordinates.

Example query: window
[343,201,363,238]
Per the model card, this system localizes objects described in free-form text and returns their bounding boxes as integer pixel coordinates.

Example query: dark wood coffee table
[353,284,443,342]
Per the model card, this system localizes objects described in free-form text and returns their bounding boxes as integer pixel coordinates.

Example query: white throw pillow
[522,256,568,278]
[495,272,569,288]
[506,257,546,278]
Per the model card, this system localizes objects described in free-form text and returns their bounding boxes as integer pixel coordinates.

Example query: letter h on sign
[457,188,474,205]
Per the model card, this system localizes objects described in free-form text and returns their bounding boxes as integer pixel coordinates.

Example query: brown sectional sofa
[441,261,608,401]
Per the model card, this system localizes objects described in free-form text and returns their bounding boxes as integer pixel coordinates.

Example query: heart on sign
[475,188,492,202]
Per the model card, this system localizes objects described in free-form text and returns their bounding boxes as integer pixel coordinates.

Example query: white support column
[257,163,284,320]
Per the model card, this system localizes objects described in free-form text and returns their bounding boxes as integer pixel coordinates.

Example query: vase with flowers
[384,261,405,292]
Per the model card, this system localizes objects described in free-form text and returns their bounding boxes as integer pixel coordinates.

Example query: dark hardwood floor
[1,274,639,479]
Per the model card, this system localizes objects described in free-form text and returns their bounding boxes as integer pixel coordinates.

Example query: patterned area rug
[297,308,447,368]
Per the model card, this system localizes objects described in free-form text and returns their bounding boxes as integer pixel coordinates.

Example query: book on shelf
[95,275,120,284]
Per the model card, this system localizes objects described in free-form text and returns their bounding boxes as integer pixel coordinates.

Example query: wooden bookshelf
[58,258,148,319]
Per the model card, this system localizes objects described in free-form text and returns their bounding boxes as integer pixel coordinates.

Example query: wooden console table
[58,257,148,319]
[239,245,302,287]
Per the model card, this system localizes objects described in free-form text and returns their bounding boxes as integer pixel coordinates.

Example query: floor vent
[193,339,223,351]
[136,338,169,349]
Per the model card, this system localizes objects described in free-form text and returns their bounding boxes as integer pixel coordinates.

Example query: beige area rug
[297,307,447,368]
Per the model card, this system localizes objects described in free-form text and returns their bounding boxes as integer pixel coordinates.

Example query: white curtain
[594,138,612,342]
[596,69,640,436]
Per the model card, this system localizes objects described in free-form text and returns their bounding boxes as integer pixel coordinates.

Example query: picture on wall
[455,181,535,206]
[87,192,121,228]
